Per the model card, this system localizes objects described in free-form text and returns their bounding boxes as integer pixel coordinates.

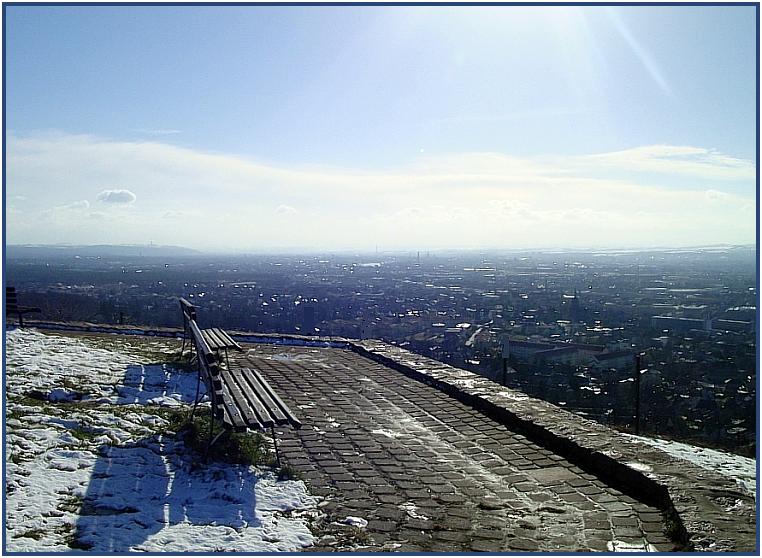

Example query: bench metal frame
[180,299,301,463]
[179,298,242,368]
[5,287,41,327]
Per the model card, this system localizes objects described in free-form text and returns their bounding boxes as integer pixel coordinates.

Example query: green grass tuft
[278,463,302,481]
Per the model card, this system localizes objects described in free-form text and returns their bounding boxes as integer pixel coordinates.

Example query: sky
[4,5,758,252]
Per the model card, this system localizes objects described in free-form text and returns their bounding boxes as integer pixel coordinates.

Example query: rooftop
[4,324,757,553]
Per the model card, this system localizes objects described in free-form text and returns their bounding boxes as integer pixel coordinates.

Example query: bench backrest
[188,317,225,419]
[6,287,18,312]
[180,298,197,321]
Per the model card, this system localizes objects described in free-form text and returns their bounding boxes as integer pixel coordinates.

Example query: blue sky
[5,5,758,251]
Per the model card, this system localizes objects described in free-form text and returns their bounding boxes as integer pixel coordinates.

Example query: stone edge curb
[347,340,757,553]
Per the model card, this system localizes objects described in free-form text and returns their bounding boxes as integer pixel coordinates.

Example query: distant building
[591,351,636,370]
[503,338,606,365]
[651,316,712,332]
[713,319,754,333]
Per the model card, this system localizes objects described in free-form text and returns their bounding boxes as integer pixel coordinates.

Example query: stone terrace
[234,344,673,552]
[13,322,757,553]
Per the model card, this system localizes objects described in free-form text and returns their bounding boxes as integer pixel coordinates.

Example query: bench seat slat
[219,368,271,429]
[213,328,243,351]
[238,368,287,424]
[202,328,241,351]
[202,328,223,350]
[227,367,277,429]
[217,384,250,429]
[248,367,302,429]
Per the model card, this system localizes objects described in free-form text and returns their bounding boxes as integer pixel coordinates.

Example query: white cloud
[705,189,730,201]
[97,189,137,204]
[5,132,756,250]
[275,205,298,216]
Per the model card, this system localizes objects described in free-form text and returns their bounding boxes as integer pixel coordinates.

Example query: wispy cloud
[132,128,182,136]
[6,132,755,250]
[580,145,755,180]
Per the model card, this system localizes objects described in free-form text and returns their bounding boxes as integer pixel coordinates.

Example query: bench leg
[206,429,227,458]
[179,333,187,360]
[189,371,202,420]
[204,406,220,460]
[270,426,281,468]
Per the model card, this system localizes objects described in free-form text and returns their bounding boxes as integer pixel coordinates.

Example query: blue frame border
[2,2,760,556]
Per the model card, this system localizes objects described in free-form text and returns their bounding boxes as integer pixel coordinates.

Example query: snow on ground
[5,328,319,552]
[625,433,757,498]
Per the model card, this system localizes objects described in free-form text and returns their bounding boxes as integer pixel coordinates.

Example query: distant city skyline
[4,5,758,251]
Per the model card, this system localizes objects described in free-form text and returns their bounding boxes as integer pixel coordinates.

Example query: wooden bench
[179,298,242,368]
[5,287,41,327]
[181,304,301,460]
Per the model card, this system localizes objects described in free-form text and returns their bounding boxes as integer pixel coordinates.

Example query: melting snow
[6,328,319,552]
[625,434,756,498]
[399,502,429,520]
[338,516,368,528]
[607,540,658,552]
[371,429,402,439]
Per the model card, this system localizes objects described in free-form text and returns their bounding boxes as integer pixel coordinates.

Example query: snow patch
[399,502,429,520]
[339,516,368,528]
[607,540,658,552]
[371,429,402,439]
[6,328,319,552]
[625,434,756,498]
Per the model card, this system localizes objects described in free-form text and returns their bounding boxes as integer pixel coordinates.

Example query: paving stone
[428,483,455,494]
[239,344,674,553]
[440,516,471,530]
[374,506,405,521]
[366,520,398,533]
[376,494,403,505]
[433,530,468,543]
[639,512,664,523]
[507,537,540,551]
[344,499,375,510]
[614,526,647,538]
[329,474,355,483]
[395,530,432,545]
[437,493,466,504]
[641,521,665,534]
[472,527,503,540]
[369,485,396,495]
[559,492,586,503]
[404,518,435,531]
[429,542,462,552]
[612,516,639,527]
[584,519,610,530]
[471,539,504,552]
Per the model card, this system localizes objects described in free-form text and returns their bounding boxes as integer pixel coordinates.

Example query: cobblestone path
[231,344,674,552]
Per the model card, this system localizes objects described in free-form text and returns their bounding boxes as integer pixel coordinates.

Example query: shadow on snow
[73,359,262,552]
